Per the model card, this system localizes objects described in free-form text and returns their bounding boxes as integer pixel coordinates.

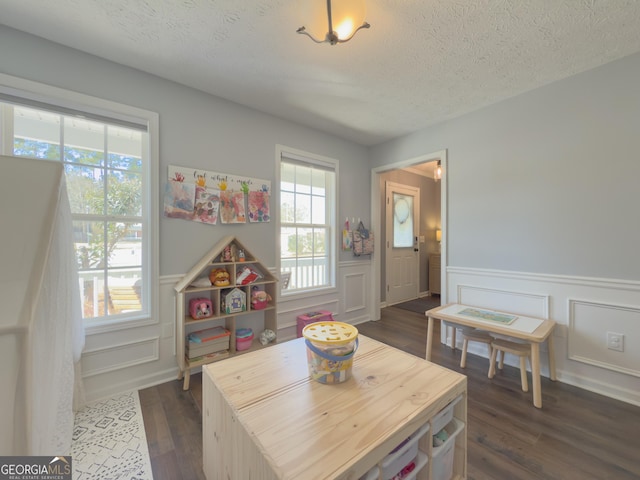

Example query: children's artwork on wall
[248,191,270,223]
[168,165,271,194]
[220,191,247,224]
[163,180,196,219]
[167,165,269,226]
[193,186,220,225]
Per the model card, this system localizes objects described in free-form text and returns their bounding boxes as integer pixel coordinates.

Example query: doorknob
[414,248,419,252]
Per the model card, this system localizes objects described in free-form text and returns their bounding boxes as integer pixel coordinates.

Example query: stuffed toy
[251,288,271,310]
[209,268,230,287]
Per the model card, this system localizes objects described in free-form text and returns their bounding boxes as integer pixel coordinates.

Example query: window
[279,147,337,293]
[0,80,157,329]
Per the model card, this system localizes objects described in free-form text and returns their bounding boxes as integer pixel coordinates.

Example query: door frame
[370,149,448,321]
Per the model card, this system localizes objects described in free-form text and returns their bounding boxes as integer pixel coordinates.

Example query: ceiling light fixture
[297,0,370,45]
[434,160,442,181]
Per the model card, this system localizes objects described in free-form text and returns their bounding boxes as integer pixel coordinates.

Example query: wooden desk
[203,335,467,480]
[425,303,556,409]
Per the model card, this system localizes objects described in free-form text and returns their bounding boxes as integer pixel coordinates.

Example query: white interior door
[385,181,420,305]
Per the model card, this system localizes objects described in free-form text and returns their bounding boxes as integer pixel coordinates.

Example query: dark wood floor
[139,306,640,480]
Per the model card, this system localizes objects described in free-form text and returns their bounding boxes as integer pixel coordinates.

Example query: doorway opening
[370,150,447,321]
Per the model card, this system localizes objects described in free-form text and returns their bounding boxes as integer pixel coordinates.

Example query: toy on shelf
[237,266,262,285]
[251,286,272,310]
[209,268,230,287]
[222,287,246,314]
[189,298,213,320]
[259,329,276,346]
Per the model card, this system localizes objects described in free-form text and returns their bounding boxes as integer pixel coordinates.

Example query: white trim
[344,272,367,312]
[448,266,640,291]
[84,366,178,403]
[554,370,640,407]
[0,73,153,126]
[568,298,640,377]
[81,336,160,377]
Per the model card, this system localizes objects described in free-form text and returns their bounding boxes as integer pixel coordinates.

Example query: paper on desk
[440,304,543,333]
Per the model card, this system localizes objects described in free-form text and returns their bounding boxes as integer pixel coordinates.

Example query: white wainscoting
[81,261,373,401]
[277,260,372,342]
[568,299,640,377]
[447,267,640,406]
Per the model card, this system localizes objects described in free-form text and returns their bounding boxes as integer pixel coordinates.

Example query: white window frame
[0,73,159,334]
[276,144,338,297]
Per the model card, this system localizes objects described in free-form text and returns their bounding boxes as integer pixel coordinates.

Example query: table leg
[547,335,557,381]
[426,316,434,361]
[451,326,457,350]
[530,343,542,408]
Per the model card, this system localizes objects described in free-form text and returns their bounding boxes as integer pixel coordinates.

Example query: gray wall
[0,25,371,275]
[371,52,640,281]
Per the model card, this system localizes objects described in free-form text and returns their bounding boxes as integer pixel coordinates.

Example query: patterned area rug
[72,390,153,480]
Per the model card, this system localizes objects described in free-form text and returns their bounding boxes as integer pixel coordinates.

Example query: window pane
[281,162,295,192]
[65,146,103,166]
[313,228,326,254]
[107,271,142,315]
[393,193,414,248]
[297,227,313,256]
[281,191,295,223]
[295,165,311,194]
[281,226,297,258]
[78,270,106,319]
[107,125,142,170]
[311,169,325,195]
[107,170,142,216]
[13,138,61,159]
[311,195,325,224]
[64,117,104,164]
[13,106,60,159]
[107,222,142,268]
[73,220,105,270]
[295,193,311,223]
[65,164,105,215]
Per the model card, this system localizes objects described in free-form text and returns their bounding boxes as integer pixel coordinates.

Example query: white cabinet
[174,236,277,390]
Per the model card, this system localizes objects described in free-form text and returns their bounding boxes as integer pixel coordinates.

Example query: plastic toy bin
[431,417,465,480]
[296,310,334,337]
[431,395,462,435]
[302,321,358,384]
[236,328,254,351]
[360,423,430,480]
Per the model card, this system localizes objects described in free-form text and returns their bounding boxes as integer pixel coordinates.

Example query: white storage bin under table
[431,418,465,480]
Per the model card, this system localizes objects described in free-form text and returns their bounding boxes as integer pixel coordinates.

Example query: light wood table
[425,303,557,408]
[203,335,467,480]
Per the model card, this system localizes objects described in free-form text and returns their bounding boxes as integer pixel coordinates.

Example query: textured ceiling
[2,1,640,146]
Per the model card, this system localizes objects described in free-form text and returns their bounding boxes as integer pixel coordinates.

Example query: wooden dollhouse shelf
[174,236,278,390]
